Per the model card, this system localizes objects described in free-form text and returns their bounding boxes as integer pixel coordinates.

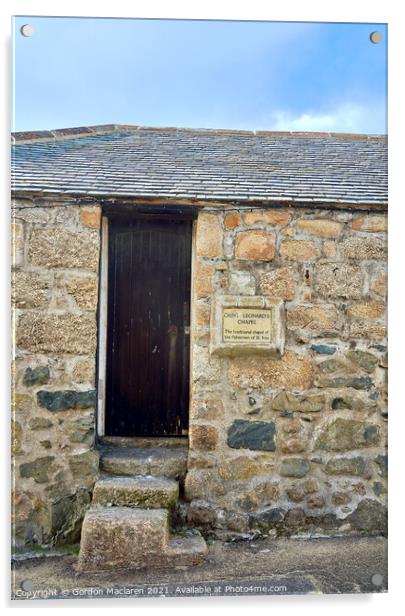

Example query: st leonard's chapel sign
[210,295,285,357]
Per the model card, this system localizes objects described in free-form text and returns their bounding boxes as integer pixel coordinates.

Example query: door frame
[96,206,198,438]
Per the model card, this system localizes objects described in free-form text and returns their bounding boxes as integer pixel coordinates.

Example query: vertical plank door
[105,215,192,436]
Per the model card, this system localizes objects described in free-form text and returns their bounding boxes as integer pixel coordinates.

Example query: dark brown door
[105,214,193,436]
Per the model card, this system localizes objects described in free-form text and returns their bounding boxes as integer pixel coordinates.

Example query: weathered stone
[187,501,218,526]
[193,303,211,327]
[235,231,275,261]
[324,456,367,476]
[375,453,388,478]
[352,215,387,233]
[331,392,365,411]
[278,436,306,454]
[227,419,276,451]
[315,263,364,299]
[279,419,301,436]
[196,213,223,258]
[23,366,50,386]
[189,424,219,451]
[295,219,342,238]
[65,276,98,310]
[332,492,352,506]
[307,495,325,508]
[287,304,342,336]
[346,350,378,373]
[286,485,305,503]
[347,498,387,533]
[280,240,320,261]
[72,358,96,385]
[228,352,313,390]
[16,313,97,354]
[259,267,296,300]
[223,212,241,229]
[225,512,249,533]
[29,228,100,271]
[272,391,324,413]
[29,416,53,430]
[316,358,349,374]
[79,206,101,229]
[249,479,280,506]
[40,440,52,449]
[12,490,50,545]
[284,508,306,528]
[12,393,33,416]
[369,343,386,352]
[50,488,92,544]
[280,458,310,478]
[352,482,367,496]
[78,507,207,571]
[243,210,290,226]
[68,414,95,444]
[12,222,24,267]
[315,418,380,451]
[340,237,387,260]
[315,374,373,390]
[249,507,287,530]
[350,321,386,339]
[190,399,224,421]
[379,353,388,369]
[311,344,336,355]
[228,270,256,295]
[348,301,385,320]
[20,456,55,484]
[187,452,216,469]
[184,469,225,500]
[219,456,261,480]
[93,476,179,509]
[323,240,337,258]
[372,272,387,297]
[12,420,23,454]
[69,450,99,487]
[101,447,188,480]
[303,478,319,494]
[192,346,221,383]
[194,261,214,299]
[37,389,96,412]
[12,271,51,308]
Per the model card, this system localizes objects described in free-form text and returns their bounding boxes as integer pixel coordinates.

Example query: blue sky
[12,17,387,133]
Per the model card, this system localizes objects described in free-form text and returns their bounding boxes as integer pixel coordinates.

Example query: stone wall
[12,200,101,546]
[186,207,388,536]
[11,199,388,546]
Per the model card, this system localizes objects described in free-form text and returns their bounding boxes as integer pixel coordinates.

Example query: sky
[12,17,387,134]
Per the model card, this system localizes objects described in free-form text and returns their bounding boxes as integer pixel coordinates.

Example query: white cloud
[267,103,386,134]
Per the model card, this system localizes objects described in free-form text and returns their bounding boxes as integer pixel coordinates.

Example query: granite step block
[100,447,188,480]
[92,475,179,509]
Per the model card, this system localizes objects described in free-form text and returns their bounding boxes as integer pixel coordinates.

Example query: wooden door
[105,214,193,436]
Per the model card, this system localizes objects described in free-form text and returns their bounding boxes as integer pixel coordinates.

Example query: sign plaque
[222,309,272,343]
[210,295,285,357]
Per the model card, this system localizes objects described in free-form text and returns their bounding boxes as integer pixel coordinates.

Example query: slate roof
[11,125,388,206]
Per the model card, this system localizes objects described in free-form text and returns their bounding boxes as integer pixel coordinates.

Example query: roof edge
[11,190,388,211]
[11,124,388,145]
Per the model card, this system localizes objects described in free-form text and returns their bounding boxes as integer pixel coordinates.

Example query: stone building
[11,125,387,569]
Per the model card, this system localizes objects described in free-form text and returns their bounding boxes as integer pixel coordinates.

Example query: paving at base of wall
[11,535,387,598]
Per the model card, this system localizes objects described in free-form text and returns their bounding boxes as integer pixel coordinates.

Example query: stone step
[100,447,188,480]
[100,436,188,449]
[77,506,207,572]
[166,533,208,566]
[92,476,179,509]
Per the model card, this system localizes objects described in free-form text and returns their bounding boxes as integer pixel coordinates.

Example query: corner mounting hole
[370,31,382,44]
[20,24,34,37]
